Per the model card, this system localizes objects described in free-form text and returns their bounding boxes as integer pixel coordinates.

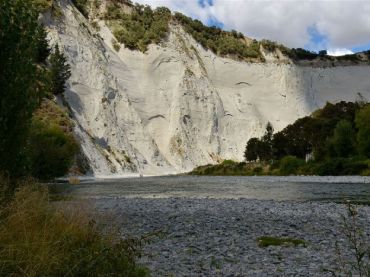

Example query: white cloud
[327,48,354,56]
[134,0,370,51]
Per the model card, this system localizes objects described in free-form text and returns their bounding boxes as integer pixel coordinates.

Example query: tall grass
[0,180,148,276]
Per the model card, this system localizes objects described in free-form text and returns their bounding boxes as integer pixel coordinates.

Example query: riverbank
[94,197,370,276]
[189,159,370,177]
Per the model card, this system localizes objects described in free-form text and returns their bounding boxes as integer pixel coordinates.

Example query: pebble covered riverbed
[93,197,370,276]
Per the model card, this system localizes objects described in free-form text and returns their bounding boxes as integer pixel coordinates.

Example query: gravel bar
[93,198,370,276]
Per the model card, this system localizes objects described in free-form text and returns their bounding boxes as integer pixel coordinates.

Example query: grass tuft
[257,236,306,248]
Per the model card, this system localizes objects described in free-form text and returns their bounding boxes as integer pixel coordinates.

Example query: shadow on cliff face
[65,87,84,116]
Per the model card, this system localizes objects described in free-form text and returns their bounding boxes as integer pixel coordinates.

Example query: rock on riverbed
[94,198,370,276]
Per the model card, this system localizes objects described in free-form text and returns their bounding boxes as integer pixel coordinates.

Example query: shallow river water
[59,175,370,201]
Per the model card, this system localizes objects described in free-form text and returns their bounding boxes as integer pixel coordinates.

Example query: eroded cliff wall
[45,1,370,176]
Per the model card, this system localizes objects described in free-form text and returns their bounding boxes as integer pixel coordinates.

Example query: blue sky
[136,0,370,55]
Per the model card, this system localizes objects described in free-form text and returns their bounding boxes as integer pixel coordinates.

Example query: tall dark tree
[262,122,274,143]
[355,105,370,158]
[36,26,50,63]
[245,122,274,162]
[244,138,260,161]
[0,0,46,176]
[260,122,274,161]
[49,45,71,95]
[331,120,355,158]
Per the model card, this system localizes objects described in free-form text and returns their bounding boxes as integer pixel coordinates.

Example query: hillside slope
[45,0,370,176]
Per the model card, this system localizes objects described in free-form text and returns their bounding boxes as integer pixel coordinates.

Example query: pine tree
[49,45,71,95]
[36,26,50,63]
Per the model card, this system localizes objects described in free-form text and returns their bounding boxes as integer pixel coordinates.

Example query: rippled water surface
[54,176,370,201]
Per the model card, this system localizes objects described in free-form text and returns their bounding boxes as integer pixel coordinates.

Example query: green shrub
[313,158,368,176]
[221,159,237,166]
[279,156,305,175]
[0,183,148,276]
[253,166,263,175]
[28,120,78,181]
[26,100,78,180]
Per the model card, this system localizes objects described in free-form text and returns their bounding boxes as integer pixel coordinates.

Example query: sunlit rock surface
[46,1,370,176]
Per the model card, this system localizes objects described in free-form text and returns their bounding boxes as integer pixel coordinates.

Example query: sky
[135,0,370,56]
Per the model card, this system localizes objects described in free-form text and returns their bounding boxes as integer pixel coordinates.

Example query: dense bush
[26,100,78,180]
[0,0,48,177]
[241,102,370,176]
[355,105,370,158]
[189,160,271,176]
[312,159,368,176]
[105,3,171,52]
[282,48,319,60]
[193,102,370,176]
[278,156,305,175]
[28,120,78,180]
[0,183,148,276]
[330,120,355,158]
[272,101,360,161]
[174,12,263,60]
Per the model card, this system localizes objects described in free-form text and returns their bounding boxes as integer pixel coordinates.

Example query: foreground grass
[0,179,148,276]
[257,236,306,248]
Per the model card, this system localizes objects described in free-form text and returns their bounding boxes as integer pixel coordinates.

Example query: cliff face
[45,1,370,177]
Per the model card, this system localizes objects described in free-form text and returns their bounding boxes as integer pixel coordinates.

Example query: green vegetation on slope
[104,2,172,52]
[70,0,370,63]
[174,13,263,61]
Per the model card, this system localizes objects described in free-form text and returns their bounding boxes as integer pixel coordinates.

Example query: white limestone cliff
[45,1,370,177]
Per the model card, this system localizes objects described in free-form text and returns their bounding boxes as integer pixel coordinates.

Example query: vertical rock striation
[45,1,370,176]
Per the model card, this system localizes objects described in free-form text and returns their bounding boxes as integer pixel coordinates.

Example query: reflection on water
[50,175,370,202]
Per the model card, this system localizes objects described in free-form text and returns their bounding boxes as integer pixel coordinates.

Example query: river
[56,175,370,202]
